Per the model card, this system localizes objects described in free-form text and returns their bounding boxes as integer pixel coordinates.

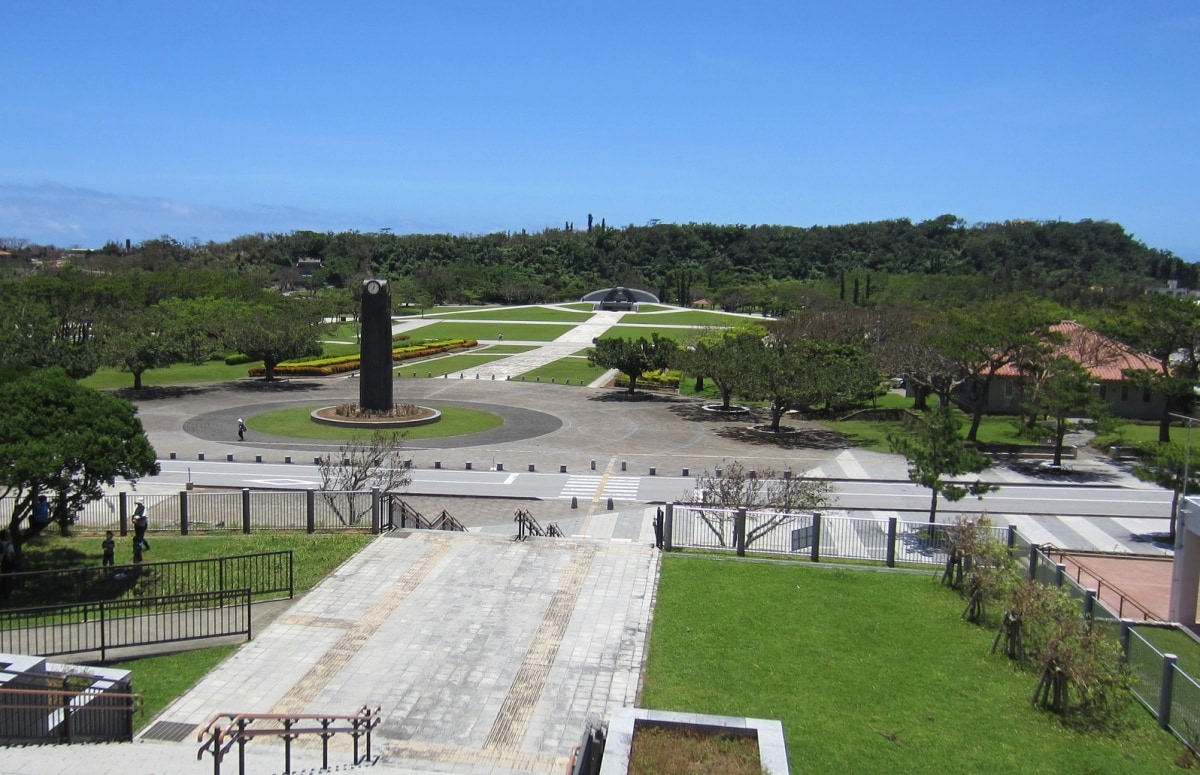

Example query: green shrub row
[616,368,682,389]
[247,339,477,377]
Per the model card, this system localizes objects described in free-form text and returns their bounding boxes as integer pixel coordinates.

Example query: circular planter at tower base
[310,405,442,429]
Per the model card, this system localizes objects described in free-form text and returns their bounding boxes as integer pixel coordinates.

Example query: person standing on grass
[132,498,150,552]
[101,531,116,566]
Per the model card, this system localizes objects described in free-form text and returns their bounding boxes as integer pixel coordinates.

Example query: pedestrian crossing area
[557,474,641,502]
[816,510,1172,556]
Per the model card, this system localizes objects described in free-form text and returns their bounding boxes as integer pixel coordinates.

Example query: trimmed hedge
[615,368,681,390]
[247,339,477,377]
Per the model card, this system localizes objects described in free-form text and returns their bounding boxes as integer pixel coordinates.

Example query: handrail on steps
[197,704,381,775]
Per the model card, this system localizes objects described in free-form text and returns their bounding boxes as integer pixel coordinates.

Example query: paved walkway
[431,309,625,384]
[2,509,662,775]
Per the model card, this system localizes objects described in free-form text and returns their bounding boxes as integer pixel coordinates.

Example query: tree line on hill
[3,215,1192,310]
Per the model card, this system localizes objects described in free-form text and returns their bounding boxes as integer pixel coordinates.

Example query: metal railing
[3,489,394,536]
[387,498,467,532]
[1026,545,1200,752]
[1028,545,1157,621]
[1,551,293,611]
[666,504,1011,567]
[197,705,381,775]
[0,588,252,660]
[0,683,142,743]
[514,509,562,540]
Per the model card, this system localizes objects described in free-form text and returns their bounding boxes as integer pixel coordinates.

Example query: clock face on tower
[366,280,381,295]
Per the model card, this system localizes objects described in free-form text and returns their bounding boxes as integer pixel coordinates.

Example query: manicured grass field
[408,321,574,342]
[620,309,758,326]
[394,351,512,376]
[597,325,683,341]
[427,305,593,323]
[643,557,1181,773]
[517,356,606,385]
[247,405,503,440]
[80,359,261,390]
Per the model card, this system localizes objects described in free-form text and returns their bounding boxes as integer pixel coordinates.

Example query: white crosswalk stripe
[558,475,641,501]
[1059,516,1137,554]
[991,514,1062,548]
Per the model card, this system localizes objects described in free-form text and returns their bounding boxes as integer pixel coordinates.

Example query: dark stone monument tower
[360,278,393,412]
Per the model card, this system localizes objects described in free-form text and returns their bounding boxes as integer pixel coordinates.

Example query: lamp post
[1169,412,1199,547]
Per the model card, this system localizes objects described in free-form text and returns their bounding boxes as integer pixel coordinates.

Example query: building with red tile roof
[965,321,1166,420]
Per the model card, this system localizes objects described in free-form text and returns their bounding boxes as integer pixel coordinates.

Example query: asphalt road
[149,458,1173,520]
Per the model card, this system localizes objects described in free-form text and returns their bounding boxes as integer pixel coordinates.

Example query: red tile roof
[994,321,1160,380]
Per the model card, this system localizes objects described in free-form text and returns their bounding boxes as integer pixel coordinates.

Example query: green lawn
[114,644,238,730]
[80,359,261,390]
[13,532,374,596]
[643,557,1181,773]
[412,305,491,316]
[408,321,573,342]
[620,309,758,326]
[1134,625,1200,678]
[597,325,683,341]
[426,305,593,323]
[394,351,512,376]
[247,404,503,440]
[517,356,606,385]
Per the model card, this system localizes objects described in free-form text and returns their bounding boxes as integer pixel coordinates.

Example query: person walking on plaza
[101,531,116,566]
[237,418,246,441]
[132,499,150,552]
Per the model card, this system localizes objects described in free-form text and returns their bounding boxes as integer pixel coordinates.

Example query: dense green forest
[3,215,1192,310]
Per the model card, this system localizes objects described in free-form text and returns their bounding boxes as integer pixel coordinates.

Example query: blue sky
[3,2,1198,260]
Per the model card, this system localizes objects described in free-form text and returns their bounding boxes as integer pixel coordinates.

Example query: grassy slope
[643,557,1180,774]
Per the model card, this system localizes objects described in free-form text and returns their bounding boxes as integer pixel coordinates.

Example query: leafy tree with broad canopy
[888,404,997,523]
[673,325,765,410]
[927,296,1061,442]
[740,336,873,432]
[0,368,159,552]
[587,334,677,394]
[1101,293,1200,444]
[1016,355,1111,469]
[223,297,328,381]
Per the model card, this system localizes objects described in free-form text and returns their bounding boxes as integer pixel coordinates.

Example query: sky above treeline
[3,2,1198,261]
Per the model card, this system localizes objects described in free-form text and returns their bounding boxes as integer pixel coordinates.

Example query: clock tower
[360,278,393,412]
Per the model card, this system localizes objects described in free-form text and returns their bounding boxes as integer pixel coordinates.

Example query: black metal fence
[1,551,293,611]
[3,489,390,536]
[666,504,1012,567]
[0,589,252,660]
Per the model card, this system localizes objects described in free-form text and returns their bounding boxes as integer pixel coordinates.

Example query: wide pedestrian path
[1,508,662,775]
[409,309,626,384]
